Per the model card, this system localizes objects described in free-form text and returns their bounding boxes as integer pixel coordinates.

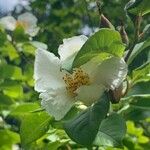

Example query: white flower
[34,35,127,120]
[0,12,39,36]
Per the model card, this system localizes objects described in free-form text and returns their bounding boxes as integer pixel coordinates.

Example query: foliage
[0,0,150,150]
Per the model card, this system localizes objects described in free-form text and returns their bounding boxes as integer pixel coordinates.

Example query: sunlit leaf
[73,28,125,68]
[0,42,19,60]
[20,111,51,146]
[0,64,23,80]
[0,80,23,98]
[131,62,150,84]
[0,129,20,150]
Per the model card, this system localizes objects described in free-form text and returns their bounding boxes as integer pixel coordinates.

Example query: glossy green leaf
[94,113,126,148]
[64,93,110,146]
[127,38,150,65]
[72,28,125,68]
[123,107,150,121]
[127,81,150,97]
[125,0,150,16]
[20,111,51,146]
[130,96,150,109]
[131,62,150,84]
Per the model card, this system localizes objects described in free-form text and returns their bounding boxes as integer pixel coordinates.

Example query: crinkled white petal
[40,87,74,120]
[94,57,128,90]
[76,84,106,106]
[0,16,16,31]
[58,35,88,62]
[81,58,99,81]
[34,49,65,92]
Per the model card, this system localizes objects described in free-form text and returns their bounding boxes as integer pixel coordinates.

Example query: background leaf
[126,0,150,17]
[20,111,51,146]
[64,93,110,147]
[94,113,126,148]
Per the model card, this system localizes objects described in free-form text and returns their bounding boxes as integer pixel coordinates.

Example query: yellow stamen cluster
[63,68,90,97]
[16,21,29,29]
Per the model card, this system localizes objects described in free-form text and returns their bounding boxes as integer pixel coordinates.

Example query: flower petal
[58,35,88,62]
[40,87,74,120]
[0,16,16,31]
[34,49,65,92]
[76,84,105,106]
[26,27,39,37]
[18,12,38,36]
[94,57,128,90]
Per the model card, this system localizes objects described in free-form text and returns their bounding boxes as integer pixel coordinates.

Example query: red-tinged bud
[100,14,115,29]
[119,25,129,46]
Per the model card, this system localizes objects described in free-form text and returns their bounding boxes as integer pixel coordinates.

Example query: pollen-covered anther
[63,68,90,97]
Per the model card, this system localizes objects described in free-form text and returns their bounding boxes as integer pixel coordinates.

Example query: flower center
[63,68,90,97]
[16,21,29,29]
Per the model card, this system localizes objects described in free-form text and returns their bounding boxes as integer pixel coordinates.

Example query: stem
[124,15,142,62]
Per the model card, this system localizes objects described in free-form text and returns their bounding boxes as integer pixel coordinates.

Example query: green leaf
[127,81,150,97]
[127,38,150,65]
[142,24,150,40]
[45,141,63,150]
[130,96,150,110]
[22,42,36,55]
[125,0,150,17]
[123,107,150,121]
[0,93,14,105]
[0,129,20,149]
[94,113,126,148]
[13,26,29,42]
[131,62,150,84]
[0,80,23,98]
[7,103,41,128]
[0,63,23,80]
[0,28,7,46]
[10,103,40,116]
[72,28,125,68]
[20,111,51,146]
[64,93,110,146]
[0,42,19,60]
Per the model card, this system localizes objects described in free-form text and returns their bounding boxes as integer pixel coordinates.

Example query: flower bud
[100,14,115,29]
[118,25,129,46]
